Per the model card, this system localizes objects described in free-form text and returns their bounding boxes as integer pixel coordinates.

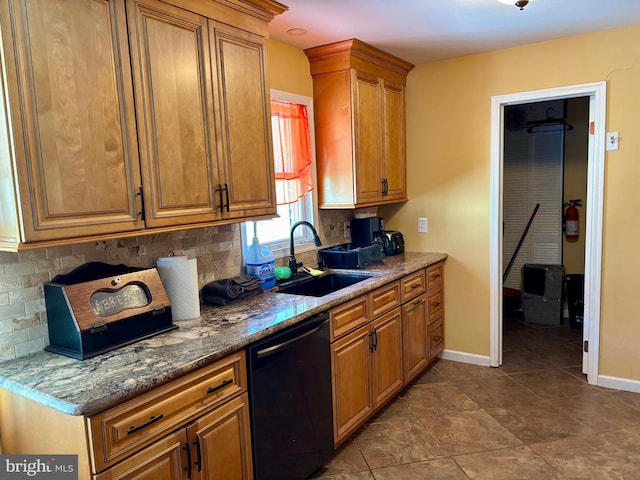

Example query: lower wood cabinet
[331,325,373,444]
[94,429,188,480]
[187,393,253,480]
[95,393,252,480]
[371,309,404,409]
[330,262,445,447]
[0,351,252,480]
[402,292,429,384]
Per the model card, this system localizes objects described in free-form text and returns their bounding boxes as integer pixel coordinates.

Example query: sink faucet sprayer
[289,221,322,275]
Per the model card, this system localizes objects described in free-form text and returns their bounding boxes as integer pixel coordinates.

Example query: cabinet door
[429,316,445,361]
[371,309,404,409]
[402,293,429,384]
[331,325,372,446]
[353,71,383,204]
[381,80,407,202]
[94,429,188,480]
[188,393,253,480]
[0,0,143,242]
[128,0,220,228]
[210,22,275,219]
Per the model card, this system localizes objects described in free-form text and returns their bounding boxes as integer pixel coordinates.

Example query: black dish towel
[201,275,263,306]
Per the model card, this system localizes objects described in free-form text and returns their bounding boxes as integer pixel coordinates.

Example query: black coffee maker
[351,216,405,256]
[350,217,385,248]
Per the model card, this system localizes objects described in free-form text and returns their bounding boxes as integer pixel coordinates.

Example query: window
[241,90,317,260]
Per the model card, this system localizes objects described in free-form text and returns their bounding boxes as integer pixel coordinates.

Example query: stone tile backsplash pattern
[0,210,353,361]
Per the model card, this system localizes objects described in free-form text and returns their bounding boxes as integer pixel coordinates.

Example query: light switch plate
[606,132,619,151]
[418,217,428,233]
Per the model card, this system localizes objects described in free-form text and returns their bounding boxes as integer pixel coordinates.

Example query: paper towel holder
[44,262,176,360]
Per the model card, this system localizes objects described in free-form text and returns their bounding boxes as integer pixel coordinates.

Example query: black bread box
[44,262,176,360]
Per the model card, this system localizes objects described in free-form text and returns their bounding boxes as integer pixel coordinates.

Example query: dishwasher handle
[255,315,329,359]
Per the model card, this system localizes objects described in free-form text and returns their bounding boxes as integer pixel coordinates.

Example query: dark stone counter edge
[0,252,447,416]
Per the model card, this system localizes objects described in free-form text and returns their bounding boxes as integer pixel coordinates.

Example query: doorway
[489,82,607,385]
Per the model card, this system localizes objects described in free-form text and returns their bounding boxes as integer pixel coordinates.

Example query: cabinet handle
[206,379,233,395]
[216,184,224,213]
[126,414,164,435]
[184,441,192,478]
[194,437,202,472]
[369,331,378,352]
[433,335,442,342]
[432,301,441,308]
[137,186,146,221]
[430,273,441,279]
[381,178,389,196]
[411,283,420,289]
[222,183,230,212]
[413,300,421,306]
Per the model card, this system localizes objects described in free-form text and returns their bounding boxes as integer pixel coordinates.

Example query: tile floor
[311,316,640,479]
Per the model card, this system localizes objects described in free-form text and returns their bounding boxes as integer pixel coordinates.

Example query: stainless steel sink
[277,273,370,297]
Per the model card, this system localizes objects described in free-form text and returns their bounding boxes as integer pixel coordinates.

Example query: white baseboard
[439,349,492,367]
[597,374,640,393]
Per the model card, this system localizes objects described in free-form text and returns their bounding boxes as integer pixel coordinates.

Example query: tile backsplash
[0,210,352,361]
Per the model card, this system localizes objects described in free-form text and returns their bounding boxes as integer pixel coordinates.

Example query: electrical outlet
[344,221,351,238]
[418,217,428,233]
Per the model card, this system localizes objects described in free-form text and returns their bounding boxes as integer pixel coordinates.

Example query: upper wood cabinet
[128,0,219,228]
[210,22,275,220]
[128,0,276,227]
[0,0,285,251]
[305,39,414,209]
[0,0,144,248]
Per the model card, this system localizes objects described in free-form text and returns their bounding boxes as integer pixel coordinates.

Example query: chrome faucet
[288,221,322,275]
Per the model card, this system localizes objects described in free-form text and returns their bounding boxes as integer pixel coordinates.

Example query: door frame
[489,82,607,385]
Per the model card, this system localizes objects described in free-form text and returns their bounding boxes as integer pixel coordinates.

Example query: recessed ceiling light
[286,28,308,36]
[497,0,531,9]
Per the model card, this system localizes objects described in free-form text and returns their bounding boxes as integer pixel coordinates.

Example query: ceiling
[269,0,640,65]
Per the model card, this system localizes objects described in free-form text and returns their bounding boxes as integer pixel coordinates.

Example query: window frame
[241,89,319,261]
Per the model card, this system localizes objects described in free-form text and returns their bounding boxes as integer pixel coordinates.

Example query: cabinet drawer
[89,351,246,472]
[371,281,400,318]
[426,262,444,290]
[330,295,370,341]
[400,270,425,302]
[427,288,444,322]
[428,316,444,360]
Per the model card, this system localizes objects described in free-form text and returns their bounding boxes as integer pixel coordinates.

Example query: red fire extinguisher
[563,199,582,241]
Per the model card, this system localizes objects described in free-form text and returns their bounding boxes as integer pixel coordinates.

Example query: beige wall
[267,39,313,96]
[381,24,640,380]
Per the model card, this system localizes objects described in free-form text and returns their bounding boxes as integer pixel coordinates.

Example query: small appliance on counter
[350,216,384,247]
[350,216,405,256]
[382,230,405,256]
[44,262,176,360]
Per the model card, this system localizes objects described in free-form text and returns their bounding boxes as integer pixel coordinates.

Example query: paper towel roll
[156,256,200,321]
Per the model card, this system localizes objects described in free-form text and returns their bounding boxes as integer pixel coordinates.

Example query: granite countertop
[0,252,447,417]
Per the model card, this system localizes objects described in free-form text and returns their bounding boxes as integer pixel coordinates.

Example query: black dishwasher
[247,312,333,480]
